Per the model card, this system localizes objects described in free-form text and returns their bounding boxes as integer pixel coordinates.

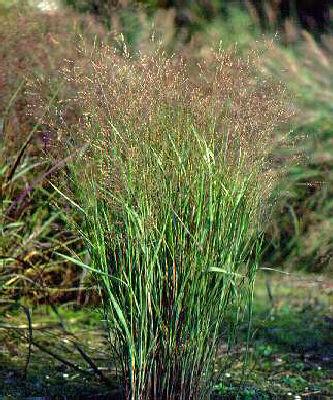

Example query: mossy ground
[215,273,333,399]
[1,273,332,399]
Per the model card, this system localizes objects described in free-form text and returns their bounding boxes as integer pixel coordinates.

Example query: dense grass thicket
[38,46,290,398]
[0,1,332,399]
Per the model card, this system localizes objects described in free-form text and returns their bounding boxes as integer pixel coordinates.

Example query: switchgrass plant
[39,46,291,399]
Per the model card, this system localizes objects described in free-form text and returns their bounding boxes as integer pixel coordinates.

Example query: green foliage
[68,141,261,398]
[47,45,290,398]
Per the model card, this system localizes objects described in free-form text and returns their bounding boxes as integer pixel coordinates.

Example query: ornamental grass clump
[45,46,291,399]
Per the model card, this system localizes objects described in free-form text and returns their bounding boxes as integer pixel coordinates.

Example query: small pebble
[225,372,231,378]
